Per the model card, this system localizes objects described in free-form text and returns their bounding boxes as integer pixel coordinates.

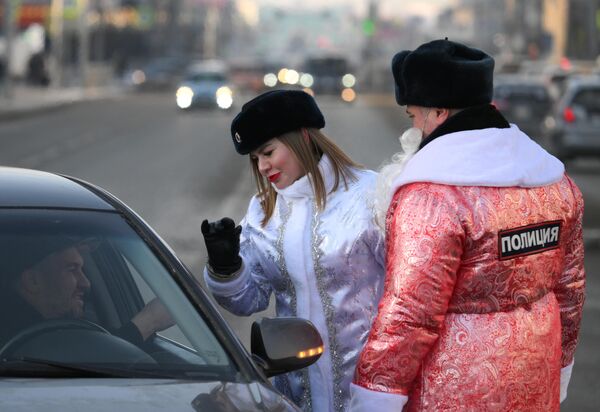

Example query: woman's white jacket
[204,155,385,412]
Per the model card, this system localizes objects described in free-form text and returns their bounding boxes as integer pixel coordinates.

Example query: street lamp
[50,0,64,87]
[78,0,89,87]
[2,0,19,99]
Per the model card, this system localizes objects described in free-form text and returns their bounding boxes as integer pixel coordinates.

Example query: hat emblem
[235,132,242,143]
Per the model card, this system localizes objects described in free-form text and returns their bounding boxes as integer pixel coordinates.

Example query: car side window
[123,252,192,347]
[572,88,600,113]
[0,209,238,380]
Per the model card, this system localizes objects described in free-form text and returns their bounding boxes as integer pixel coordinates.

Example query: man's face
[406,105,435,138]
[33,247,91,319]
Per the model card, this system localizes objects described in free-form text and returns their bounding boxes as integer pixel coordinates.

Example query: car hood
[0,378,299,411]
[182,81,226,94]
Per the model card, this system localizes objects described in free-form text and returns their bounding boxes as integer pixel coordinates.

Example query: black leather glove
[201,217,242,276]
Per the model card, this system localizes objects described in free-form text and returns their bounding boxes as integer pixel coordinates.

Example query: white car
[176,60,235,110]
[549,76,600,161]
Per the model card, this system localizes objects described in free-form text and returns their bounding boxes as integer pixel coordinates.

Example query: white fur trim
[373,128,422,232]
[348,383,408,411]
[389,125,564,197]
[560,360,574,403]
[203,263,252,296]
[273,153,336,199]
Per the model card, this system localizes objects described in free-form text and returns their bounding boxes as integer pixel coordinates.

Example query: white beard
[373,127,423,233]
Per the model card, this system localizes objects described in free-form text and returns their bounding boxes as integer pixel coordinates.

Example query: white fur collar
[389,125,564,194]
[273,154,335,199]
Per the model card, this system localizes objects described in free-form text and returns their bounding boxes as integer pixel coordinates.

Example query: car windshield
[494,84,550,101]
[304,58,349,76]
[186,72,227,82]
[0,209,238,381]
[571,87,600,113]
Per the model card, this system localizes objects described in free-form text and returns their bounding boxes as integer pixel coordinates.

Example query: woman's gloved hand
[201,217,242,276]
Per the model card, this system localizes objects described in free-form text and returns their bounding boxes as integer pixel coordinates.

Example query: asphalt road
[0,91,598,410]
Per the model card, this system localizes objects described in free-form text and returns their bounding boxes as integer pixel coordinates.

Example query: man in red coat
[349,39,585,411]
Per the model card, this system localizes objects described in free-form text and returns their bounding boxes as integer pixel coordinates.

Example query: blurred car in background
[258,57,357,102]
[493,75,553,140]
[259,61,308,94]
[548,75,600,161]
[229,60,269,93]
[0,166,323,411]
[124,55,189,92]
[544,68,573,101]
[175,60,234,111]
[301,55,357,103]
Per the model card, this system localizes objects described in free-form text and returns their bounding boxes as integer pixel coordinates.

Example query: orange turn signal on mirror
[297,346,324,359]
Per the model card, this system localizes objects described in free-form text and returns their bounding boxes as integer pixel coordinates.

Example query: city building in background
[2,0,599,94]
[434,0,600,68]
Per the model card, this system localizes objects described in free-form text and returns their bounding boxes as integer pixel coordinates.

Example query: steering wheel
[0,318,110,358]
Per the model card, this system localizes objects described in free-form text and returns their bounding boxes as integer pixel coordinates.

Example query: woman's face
[251,138,305,189]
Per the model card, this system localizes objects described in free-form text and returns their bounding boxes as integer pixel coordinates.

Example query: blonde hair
[250,128,362,226]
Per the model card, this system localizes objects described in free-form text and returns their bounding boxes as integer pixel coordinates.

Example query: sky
[257,0,453,20]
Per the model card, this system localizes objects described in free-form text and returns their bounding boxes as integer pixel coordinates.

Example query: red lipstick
[268,173,281,183]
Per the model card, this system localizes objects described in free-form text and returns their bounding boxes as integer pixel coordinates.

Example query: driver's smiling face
[34,247,91,319]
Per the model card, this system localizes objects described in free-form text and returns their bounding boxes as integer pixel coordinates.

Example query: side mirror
[251,317,323,377]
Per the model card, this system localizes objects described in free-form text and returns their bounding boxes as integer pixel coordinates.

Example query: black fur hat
[391,39,494,108]
[1,235,97,287]
[230,90,325,155]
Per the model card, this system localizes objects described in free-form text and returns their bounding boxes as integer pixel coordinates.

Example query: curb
[0,87,124,122]
[0,100,80,122]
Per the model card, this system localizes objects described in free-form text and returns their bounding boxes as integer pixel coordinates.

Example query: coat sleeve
[554,177,585,402]
[353,184,465,396]
[554,177,585,367]
[203,199,274,316]
[366,218,386,271]
[362,171,386,270]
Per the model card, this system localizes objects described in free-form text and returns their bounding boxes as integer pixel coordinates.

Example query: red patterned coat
[350,125,585,412]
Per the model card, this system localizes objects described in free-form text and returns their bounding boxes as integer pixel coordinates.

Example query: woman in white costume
[201,90,385,412]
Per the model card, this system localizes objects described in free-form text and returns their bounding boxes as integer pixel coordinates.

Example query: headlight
[277,68,289,84]
[342,74,356,88]
[216,86,233,109]
[132,70,146,85]
[285,69,300,85]
[264,73,278,87]
[341,88,356,102]
[300,73,314,88]
[176,86,194,109]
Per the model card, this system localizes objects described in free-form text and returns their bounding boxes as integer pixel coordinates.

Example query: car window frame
[67,177,265,383]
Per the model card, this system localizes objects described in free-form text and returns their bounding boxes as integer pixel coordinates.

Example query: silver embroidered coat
[204,155,385,412]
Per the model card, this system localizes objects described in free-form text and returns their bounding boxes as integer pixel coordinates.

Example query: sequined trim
[276,200,312,411]
[275,200,296,314]
[311,204,343,412]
